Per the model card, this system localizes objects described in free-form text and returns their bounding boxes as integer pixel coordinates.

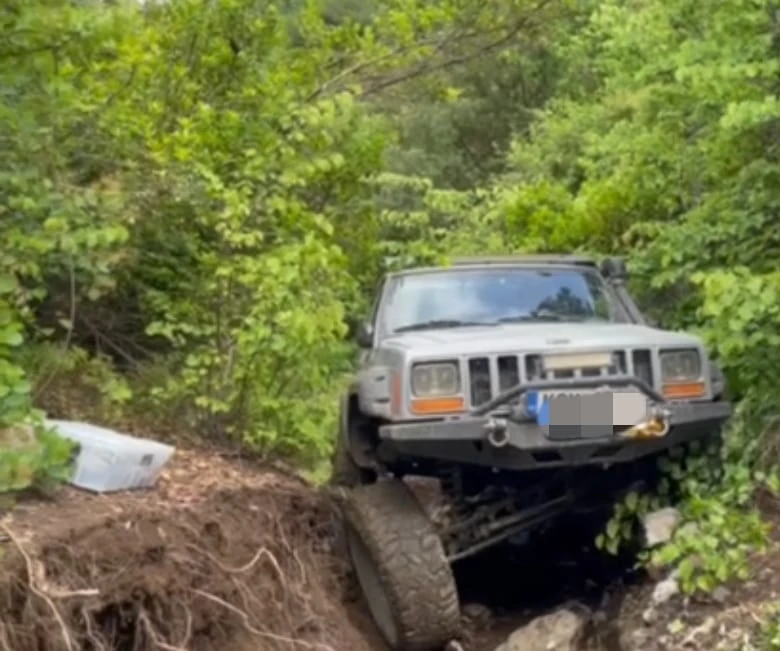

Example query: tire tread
[342,479,460,651]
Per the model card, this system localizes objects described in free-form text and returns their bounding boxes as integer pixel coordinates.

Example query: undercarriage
[336,456,669,651]
[420,457,662,564]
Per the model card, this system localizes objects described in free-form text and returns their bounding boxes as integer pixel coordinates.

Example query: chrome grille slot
[468,357,492,407]
[497,355,520,392]
[525,354,543,382]
[632,349,653,386]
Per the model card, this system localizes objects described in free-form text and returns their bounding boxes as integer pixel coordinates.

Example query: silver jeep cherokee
[333,255,731,651]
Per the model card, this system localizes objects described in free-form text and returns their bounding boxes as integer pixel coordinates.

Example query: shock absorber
[438,465,479,555]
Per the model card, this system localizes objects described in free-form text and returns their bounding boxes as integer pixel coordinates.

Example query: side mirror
[710,361,727,400]
[356,321,374,348]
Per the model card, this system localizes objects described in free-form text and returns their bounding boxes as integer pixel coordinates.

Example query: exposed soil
[1,447,778,651]
[0,449,377,651]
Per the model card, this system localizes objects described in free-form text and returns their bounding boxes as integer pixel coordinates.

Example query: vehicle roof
[386,254,599,278]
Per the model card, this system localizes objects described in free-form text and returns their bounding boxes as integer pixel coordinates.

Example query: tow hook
[619,407,672,440]
[484,417,510,448]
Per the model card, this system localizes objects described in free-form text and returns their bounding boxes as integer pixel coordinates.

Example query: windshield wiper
[393,319,492,333]
[496,310,596,324]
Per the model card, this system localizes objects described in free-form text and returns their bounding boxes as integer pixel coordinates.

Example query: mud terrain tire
[342,479,461,651]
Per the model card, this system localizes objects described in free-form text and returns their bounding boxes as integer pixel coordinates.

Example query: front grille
[466,350,632,408]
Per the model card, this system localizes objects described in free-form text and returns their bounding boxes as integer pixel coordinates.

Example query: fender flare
[339,386,376,468]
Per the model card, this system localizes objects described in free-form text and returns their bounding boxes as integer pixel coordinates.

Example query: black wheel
[341,479,461,651]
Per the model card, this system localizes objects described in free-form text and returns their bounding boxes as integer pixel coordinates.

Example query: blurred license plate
[526,389,599,419]
[528,389,648,427]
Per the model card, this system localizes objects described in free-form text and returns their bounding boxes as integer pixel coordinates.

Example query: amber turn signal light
[410,397,466,415]
[662,381,706,399]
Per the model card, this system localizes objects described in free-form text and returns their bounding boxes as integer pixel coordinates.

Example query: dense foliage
[1,0,778,565]
[1,0,571,466]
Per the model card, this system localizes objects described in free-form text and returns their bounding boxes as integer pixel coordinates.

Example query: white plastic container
[44,419,176,493]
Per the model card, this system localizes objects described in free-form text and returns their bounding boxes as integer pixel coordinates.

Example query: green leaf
[625,491,639,512]
[678,557,695,584]
[0,328,23,347]
[0,276,16,295]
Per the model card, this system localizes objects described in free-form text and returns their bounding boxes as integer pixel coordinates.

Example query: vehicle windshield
[380,266,622,335]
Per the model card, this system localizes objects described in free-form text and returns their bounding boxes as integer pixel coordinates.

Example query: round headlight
[411,362,461,396]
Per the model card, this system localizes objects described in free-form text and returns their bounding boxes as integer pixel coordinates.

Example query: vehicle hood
[382,322,701,357]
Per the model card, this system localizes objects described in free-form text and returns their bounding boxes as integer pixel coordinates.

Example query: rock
[493,607,587,651]
[462,602,492,620]
[619,622,653,651]
[646,561,668,582]
[681,616,716,646]
[628,628,650,650]
[712,586,731,604]
[461,602,492,629]
[651,574,680,606]
[642,507,681,548]
[642,607,657,625]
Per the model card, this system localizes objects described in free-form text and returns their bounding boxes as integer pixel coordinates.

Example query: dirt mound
[0,449,377,651]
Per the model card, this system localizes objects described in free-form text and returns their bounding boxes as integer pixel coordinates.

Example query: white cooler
[44,419,176,492]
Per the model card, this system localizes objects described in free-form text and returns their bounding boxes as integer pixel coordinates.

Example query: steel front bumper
[378,401,732,471]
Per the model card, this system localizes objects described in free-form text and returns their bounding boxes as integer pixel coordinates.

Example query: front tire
[342,479,461,651]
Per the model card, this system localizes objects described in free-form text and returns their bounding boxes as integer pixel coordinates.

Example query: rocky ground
[0,446,778,651]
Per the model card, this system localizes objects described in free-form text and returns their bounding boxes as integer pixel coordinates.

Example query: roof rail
[450,254,597,267]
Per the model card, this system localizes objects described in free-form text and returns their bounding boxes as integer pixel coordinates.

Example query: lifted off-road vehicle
[333,255,731,651]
